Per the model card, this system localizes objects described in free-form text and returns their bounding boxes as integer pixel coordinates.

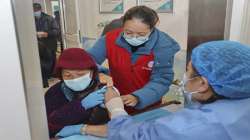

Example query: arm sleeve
[108,109,230,140]
[47,100,90,136]
[133,42,180,109]
[87,36,107,65]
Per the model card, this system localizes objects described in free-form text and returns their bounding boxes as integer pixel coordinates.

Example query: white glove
[105,97,128,118]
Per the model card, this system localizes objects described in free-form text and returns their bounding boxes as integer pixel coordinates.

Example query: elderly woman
[103,41,250,140]
[45,48,110,138]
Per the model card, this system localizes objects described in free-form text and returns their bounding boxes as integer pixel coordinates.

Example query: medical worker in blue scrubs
[104,41,250,140]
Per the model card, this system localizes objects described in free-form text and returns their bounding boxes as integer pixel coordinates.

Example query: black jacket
[35,12,59,52]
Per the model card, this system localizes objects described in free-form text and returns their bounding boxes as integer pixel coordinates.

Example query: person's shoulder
[45,81,63,96]
[41,12,51,16]
[153,28,180,54]
[106,28,123,36]
[156,28,179,46]
[41,12,49,17]
[41,12,54,20]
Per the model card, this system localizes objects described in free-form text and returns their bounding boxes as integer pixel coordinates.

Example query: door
[60,0,81,48]
[187,0,227,61]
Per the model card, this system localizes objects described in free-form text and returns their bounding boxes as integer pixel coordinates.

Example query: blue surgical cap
[191,41,250,99]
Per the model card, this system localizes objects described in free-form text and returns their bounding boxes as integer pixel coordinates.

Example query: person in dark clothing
[54,10,64,52]
[45,48,110,138]
[33,3,59,77]
[38,41,53,88]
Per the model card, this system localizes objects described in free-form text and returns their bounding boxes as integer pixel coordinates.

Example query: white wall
[78,0,189,49]
[13,0,50,139]
[0,1,32,140]
[0,0,49,140]
[229,0,245,41]
[158,0,189,49]
[240,0,250,45]
[228,0,250,45]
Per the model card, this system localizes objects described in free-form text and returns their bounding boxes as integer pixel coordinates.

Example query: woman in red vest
[88,6,180,114]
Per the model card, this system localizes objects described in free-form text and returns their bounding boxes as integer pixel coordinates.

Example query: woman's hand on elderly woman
[121,95,138,107]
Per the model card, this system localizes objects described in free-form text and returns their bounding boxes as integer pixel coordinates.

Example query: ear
[197,76,209,93]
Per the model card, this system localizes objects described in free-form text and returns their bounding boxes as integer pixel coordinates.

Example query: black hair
[201,89,227,104]
[33,3,42,10]
[123,6,159,29]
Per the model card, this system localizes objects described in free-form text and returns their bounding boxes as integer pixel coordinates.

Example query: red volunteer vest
[106,29,161,114]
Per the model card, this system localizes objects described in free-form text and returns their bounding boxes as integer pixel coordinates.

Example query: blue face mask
[34,11,41,18]
[64,72,92,92]
[180,73,201,108]
[123,32,150,46]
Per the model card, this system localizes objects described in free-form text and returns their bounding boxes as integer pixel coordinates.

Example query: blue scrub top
[108,98,250,140]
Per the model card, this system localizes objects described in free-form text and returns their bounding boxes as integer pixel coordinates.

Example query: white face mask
[180,73,201,108]
[34,11,41,18]
[123,32,150,46]
[64,72,92,92]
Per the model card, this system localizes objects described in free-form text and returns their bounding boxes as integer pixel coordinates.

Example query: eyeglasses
[181,73,201,87]
[123,32,151,39]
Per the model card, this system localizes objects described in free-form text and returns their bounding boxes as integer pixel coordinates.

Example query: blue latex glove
[81,88,106,110]
[56,124,83,138]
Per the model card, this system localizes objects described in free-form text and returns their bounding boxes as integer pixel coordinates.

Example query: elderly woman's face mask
[62,69,92,91]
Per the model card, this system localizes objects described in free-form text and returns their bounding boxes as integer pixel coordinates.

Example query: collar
[61,82,74,101]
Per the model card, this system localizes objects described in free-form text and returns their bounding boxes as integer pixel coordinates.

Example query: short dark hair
[33,3,42,10]
[123,6,159,29]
